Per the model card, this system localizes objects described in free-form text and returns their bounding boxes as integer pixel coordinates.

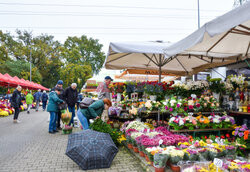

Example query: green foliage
[208,77,225,93]
[60,63,92,90]
[90,119,122,146]
[0,60,42,83]
[0,30,105,89]
[63,35,105,75]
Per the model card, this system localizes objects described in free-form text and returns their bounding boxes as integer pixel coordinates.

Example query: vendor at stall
[96,76,113,99]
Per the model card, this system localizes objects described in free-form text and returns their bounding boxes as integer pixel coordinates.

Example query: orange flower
[204,119,210,124]
[244,130,249,140]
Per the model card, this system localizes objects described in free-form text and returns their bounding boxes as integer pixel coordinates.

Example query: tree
[234,0,249,7]
[60,63,92,90]
[0,60,42,83]
[63,35,105,75]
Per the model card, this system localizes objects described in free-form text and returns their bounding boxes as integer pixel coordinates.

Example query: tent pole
[159,54,162,83]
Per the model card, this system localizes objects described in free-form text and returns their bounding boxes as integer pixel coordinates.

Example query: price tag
[159,139,163,145]
[213,158,223,168]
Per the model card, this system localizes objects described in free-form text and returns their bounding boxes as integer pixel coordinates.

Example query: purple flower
[220,116,226,120]
[169,108,173,112]
[242,124,248,130]
[238,132,244,137]
[165,106,168,110]
[177,104,180,108]
[234,130,238,136]
[240,128,246,132]
[230,118,235,124]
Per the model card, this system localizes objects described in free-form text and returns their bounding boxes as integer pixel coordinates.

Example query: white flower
[170,99,176,104]
[179,119,184,126]
[145,100,152,109]
[188,100,194,106]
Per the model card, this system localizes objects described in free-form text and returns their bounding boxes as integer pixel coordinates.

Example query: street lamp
[30,47,32,82]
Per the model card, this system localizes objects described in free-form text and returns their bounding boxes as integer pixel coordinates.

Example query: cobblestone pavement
[0,108,144,172]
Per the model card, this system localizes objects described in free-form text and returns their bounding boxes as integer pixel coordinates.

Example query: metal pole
[30,47,32,82]
[198,0,200,28]
[159,54,162,83]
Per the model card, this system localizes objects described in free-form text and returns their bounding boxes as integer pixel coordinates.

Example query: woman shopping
[77,98,112,130]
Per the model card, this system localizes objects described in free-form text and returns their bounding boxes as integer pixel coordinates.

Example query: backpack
[79,97,94,109]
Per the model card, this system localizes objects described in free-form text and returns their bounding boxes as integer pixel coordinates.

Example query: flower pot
[170,164,180,172]
[154,166,165,172]
[149,95,157,101]
[139,151,145,157]
[127,143,133,149]
[133,146,139,153]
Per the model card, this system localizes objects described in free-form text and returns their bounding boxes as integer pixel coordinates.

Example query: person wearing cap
[11,86,23,123]
[33,89,42,112]
[47,87,64,134]
[96,76,113,100]
[51,80,65,130]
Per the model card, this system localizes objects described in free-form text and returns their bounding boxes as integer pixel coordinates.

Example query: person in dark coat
[11,86,23,123]
[64,83,78,126]
[51,80,65,130]
[33,89,42,112]
[41,91,49,111]
[77,93,83,110]
[47,87,64,134]
[77,98,112,129]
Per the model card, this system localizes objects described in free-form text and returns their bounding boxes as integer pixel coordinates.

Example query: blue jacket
[47,91,63,112]
[33,91,42,101]
[80,100,104,119]
[41,93,48,102]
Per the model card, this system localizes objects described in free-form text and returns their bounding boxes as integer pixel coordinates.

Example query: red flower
[216,136,219,138]
[205,136,207,139]
[226,134,230,138]
[196,103,200,108]
[221,135,225,139]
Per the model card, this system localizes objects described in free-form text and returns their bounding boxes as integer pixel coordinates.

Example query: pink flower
[192,119,197,125]
[196,103,200,108]
[169,108,173,112]
[177,104,180,108]
[184,107,188,111]
[188,105,193,110]
[165,106,168,110]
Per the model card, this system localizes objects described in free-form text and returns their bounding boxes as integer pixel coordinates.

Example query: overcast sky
[0,0,235,53]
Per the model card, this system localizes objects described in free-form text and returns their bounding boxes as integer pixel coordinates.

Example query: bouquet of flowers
[232,124,249,156]
[161,97,187,116]
[183,116,197,130]
[144,100,161,113]
[196,114,210,129]
[171,82,189,97]
[187,80,209,96]
[125,121,149,131]
[208,77,225,94]
[154,153,168,168]
[220,113,235,128]
[208,114,222,129]
[109,82,125,94]
[197,95,220,111]
[168,148,185,165]
[183,148,199,161]
[227,74,245,89]
[144,81,163,95]
[169,116,184,130]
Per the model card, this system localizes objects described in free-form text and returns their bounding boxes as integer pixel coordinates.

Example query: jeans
[27,104,32,111]
[35,100,40,110]
[14,107,20,120]
[68,105,75,126]
[49,112,58,132]
[42,101,47,110]
[77,109,89,130]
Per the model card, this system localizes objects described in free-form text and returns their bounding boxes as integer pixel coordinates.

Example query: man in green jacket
[78,98,112,129]
[47,87,64,134]
[26,91,34,114]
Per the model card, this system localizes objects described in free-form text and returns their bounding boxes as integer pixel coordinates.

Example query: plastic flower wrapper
[153,153,167,168]
[183,149,199,161]
[130,132,144,146]
[197,148,209,161]
[169,148,185,165]
[125,121,149,131]
[120,121,131,133]
[225,145,236,156]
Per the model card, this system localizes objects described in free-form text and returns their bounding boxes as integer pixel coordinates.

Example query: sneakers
[13,120,21,123]
[48,131,55,134]
[57,127,62,130]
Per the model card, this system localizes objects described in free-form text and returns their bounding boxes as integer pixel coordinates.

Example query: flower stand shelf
[170,128,233,138]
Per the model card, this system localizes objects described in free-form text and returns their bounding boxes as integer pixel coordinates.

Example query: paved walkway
[0,108,144,172]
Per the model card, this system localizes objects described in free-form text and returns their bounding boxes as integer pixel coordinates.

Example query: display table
[170,128,233,138]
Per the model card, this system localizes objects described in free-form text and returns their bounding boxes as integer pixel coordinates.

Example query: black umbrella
[66,129,118,170]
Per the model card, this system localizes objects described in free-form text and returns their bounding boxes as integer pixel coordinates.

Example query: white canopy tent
[163,1,250,69]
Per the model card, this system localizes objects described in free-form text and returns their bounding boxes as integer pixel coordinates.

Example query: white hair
[17,85,22,89]
[71,83,77,87]
[43,91,46,93]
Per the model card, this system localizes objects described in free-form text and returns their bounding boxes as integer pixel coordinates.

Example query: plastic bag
[154,153,168,168]
[61,108,72,125]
